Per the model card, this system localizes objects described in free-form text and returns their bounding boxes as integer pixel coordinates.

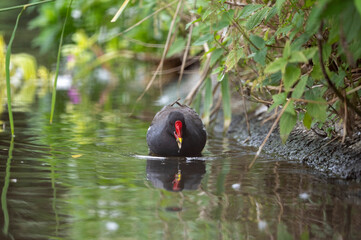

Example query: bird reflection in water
[146,158,206,192]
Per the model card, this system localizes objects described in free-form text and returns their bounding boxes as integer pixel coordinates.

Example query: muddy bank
[225,110,361,181]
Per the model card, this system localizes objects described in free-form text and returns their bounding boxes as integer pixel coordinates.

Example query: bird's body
[146,101,207,157]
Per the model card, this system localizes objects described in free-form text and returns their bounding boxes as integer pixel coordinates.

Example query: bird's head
[168,112,185,152]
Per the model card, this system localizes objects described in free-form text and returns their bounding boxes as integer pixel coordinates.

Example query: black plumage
[146,101,207,156]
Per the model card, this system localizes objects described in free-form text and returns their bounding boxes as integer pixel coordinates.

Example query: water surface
[0,95,361,240]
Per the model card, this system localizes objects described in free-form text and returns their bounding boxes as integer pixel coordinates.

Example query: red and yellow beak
[174,120,183,151]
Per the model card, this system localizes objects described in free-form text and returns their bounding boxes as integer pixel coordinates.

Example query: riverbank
[226,109,361,181]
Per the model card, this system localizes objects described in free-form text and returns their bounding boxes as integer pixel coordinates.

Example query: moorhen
[146,100,207,157]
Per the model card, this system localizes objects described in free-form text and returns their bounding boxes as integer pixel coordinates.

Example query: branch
[224,1,246,7]
[317,22,361,117]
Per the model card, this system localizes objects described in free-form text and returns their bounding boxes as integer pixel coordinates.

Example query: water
[1,94,361,240]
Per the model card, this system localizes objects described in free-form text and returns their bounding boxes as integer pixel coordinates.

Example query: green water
[0,90,361,240]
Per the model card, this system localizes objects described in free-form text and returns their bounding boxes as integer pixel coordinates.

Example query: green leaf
[225,48,244,71]
[212,66,223,75]
[280,102,297,144]
[277,222,293,240]
[201,8,214,21]
[185,18,201,30]
[303,111,312,129]
[302,47,318,59]
[213,17,232,31]
[265,6,277,23]
[269,92,287,111]
[283,41,291,59]
[331,70,345,88]
[221,76,232,130]
[210,48,224,67]
[283,64,301,91]
[310,56,323,80]
[193,33,213,46]
[289,51,308,63]
[306,99,327,123]
[250,34,265,49]
[166,38,186,57]
[254,48,267,66]
[291,75,308,99]
[263,72,282,86]
[238,4,263,18]
[276,0,287,15]
[264,57,287,74]
[250,35,267,66]
[245,7,269,30]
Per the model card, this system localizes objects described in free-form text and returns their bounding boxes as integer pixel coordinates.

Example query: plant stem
[5,7,25,136]
[50,0,73,124]
[317,22,361,118]
[0,0,54,12]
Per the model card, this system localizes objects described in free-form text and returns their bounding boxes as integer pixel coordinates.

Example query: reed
[5,8,25,136]
[50,0,73,124]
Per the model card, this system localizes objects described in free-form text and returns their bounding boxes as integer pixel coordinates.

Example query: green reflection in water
[1,137,14,239]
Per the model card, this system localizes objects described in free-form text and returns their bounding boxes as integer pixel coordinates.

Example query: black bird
[146,101,207,157]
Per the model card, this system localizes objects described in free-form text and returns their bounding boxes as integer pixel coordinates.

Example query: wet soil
[226,111,361,181]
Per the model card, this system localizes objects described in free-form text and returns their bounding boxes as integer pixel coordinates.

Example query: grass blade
[50,0,73,124]
[110,0,130,22]
[5,8,25,136]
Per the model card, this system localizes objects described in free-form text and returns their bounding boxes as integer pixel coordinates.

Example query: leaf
[225,48,244,71]
[354,0,361,18]
[310,57,323,80]
[263,72,282,86]
[303,111,312,129]
[211,66,223,75]
[72,154,83,158]
[265,6,277,23]
[201,8,214,21]
[277,222,293,240]
[238,4,263,18]
[289,51,308,63]
[186,18,201,30]
[269,92,287,111]
[250,34,265,49]
[331,70,345,88]
[254,48,267,66]
[213,17,232,31]
[210,48,224,67]
[283,41,291,59]
[283,64,301,91]
[166,38,186,57]
[306,99,327,123]
[291,75,308,99]
[221,76,232,131]
[280,102,297,144]
[245,7,269,30]
[193,33,213,46]
[250,35,267,66]
[302,47,318,59]
[276,0,287,15]
[264,57,287,74]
